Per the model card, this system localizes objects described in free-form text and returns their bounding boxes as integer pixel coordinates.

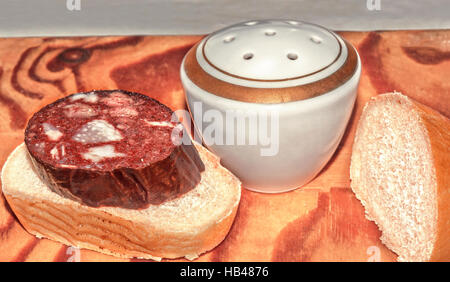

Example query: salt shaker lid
[183,19,359,103]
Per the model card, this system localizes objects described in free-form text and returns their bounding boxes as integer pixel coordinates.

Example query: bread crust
[413,100,450,261]
[1,143,241,261]
[350,92,449,262]
[4,194,239,260]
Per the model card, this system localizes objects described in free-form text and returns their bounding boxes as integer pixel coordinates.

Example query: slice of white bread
[350,92,449,262]
[1,142,241,261]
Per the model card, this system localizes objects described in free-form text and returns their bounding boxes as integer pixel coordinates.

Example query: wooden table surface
[0,30,449,262]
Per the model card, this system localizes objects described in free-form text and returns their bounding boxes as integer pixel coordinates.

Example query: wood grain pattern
[0,30,449,262]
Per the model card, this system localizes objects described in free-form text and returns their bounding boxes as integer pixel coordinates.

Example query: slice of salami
[25,90,205,209]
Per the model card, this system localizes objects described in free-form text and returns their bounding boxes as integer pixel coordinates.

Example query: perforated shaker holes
[200,20,344,82]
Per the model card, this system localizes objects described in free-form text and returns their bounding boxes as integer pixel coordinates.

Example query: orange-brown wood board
[0,31,449,262]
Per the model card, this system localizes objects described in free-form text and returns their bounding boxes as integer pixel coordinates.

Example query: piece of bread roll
[350,92,449,262]
[1,142,241,261]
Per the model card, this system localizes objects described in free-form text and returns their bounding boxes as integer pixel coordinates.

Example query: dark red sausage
[25,90,205,209]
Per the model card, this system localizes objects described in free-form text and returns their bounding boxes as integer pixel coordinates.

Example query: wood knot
[57,48,91,64]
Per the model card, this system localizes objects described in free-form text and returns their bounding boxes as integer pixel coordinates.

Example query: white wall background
[0,0,449,37]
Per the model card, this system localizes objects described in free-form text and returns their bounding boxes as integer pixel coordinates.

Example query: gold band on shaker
[184,40,358,103]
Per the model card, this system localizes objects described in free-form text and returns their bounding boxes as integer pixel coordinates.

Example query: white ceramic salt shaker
[180,19,361,193]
